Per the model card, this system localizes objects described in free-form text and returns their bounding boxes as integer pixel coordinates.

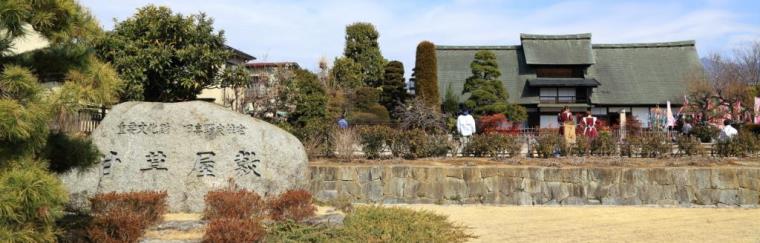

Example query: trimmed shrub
[203,218,266,243]
[268,189,316,222]
[736,129,760,156]
[341,206,474,243]
[403,129,451,159]
[86,191,168,242]
[86,208,146,243]
[297,120,334,158]
[425,134,451,157]
[465,134,521,158]
[89,191,168,226]
[415,41,440,108]
[715,138,739,157]
[675,135,702,156]
[0,164,69,243]
[692,124,719,143]
[591,132,616,156]
[398,129,430,159]
[639,132,671,158]
[349,110,389,125]
[715,131,758,157]
[358,125,394,159]
[573,135,592,156]
[533,133,562,158]
[204,188,263,220]
[43,132,100,173]
[494,134,522,158]
[464,134,495,157]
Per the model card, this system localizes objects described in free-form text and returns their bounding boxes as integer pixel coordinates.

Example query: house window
[535,66,585,78]
[539,87,576,103]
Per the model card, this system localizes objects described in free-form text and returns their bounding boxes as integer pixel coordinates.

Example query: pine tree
[0,1,120,241]
[343,22,386,87]
[414,41,440,109]
[380,60,407,117]
[462,50,526,121]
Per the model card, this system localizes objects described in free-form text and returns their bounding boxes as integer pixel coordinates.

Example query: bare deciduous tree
[686,41,760,124]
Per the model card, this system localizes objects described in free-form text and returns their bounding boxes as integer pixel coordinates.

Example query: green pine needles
[462,50,526,121]
[0,163,69,243]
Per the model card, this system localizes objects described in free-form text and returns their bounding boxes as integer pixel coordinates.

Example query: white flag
[666,101,676,127]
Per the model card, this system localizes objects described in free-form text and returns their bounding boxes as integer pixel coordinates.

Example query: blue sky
[79,0,760,77]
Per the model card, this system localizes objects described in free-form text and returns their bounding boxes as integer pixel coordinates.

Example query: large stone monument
[60,101,308,212]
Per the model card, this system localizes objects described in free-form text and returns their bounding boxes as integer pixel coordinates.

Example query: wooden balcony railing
[539,96,586,104]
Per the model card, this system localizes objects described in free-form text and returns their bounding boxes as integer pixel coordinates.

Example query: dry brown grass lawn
[397,205,760,243]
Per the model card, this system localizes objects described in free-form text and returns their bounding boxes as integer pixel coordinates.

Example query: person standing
[718,119,738,141]
[457,110,477,151]
[558,106,573,135]
[581,111,598,138]
[337,115,348,129]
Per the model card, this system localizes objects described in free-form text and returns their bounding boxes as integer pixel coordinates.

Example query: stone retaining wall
[308,165,760,206]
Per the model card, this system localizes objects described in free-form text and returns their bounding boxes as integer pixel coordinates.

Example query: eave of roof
[592,40,695,49]
[528,78,600,87]
[246,62,300,69]
[538,103,591,108]
[225,45,256,61]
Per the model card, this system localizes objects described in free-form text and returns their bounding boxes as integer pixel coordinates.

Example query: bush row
[463,133,521,158]
[357,126,451,160]
[462,131,760,158]
[202,188,316,243]
[325,125,760,160]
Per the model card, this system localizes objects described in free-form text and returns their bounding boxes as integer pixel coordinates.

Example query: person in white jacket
[456,110,477,154]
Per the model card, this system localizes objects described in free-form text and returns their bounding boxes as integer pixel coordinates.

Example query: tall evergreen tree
[462,50,526,121]
[380,60,407,116]
[414,41,439,109]
[343,22,385,87]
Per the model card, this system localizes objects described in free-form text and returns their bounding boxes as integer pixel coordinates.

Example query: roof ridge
[593,40,695,49]
[520,33,592,40]
[435,45,520,50]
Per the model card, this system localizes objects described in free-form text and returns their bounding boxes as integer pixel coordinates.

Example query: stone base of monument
[59,101,308,213]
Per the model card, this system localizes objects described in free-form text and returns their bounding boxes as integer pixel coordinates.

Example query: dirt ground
[311,156,760,168]
[396,204,760,243]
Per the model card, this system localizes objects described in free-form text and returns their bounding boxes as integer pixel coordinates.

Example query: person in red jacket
[557,106,573,135]
[580,110,599,138]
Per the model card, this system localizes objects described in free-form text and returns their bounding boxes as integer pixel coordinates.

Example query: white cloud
[79,0,760,78]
